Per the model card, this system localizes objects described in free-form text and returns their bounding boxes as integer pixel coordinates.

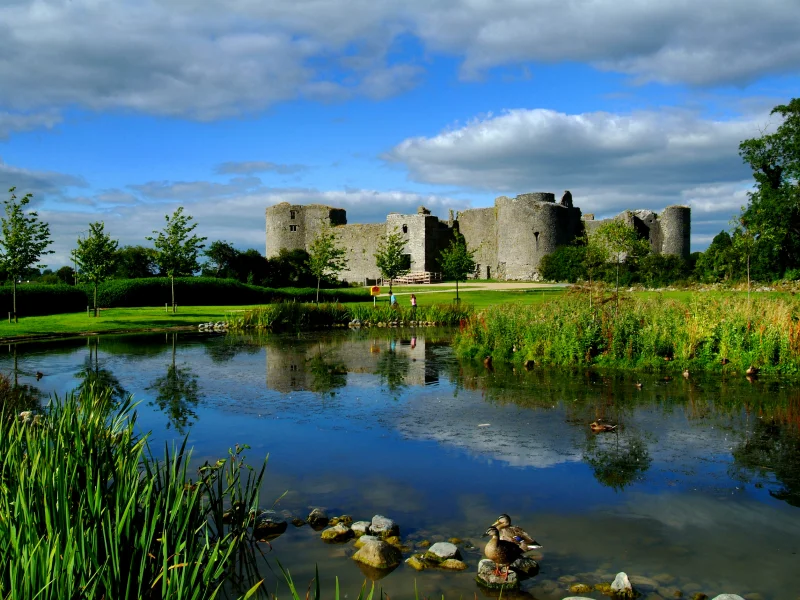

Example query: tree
[146,207,207,312]
[56,265,76,285]
[203,240,239,278]
[439,231,476,302]
[374,227,409,295]
[72,221,119,317]
[0,188,54,322]
[694,231,737,282]
[738,98,800,278]
[307,222,348,303]
[593,218,649,303]
[113,245,159,279]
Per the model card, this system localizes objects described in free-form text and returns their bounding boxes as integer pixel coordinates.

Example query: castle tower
[495,193,582,280]
[659,205,691,258]
[265,202,346,258]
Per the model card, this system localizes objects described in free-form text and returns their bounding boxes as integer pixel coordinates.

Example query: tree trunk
[94,283,98,317]
[171,275,176,313]
[12,279,17,323]
[316,276,320,304]
[389,278,393,295]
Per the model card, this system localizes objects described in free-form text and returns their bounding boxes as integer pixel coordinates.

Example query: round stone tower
[266,202,305,258]
[659,205,691,258]
[496,193,581,280]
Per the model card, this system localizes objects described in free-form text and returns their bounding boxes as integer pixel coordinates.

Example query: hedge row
[0,278,371,316]
[0,284,88,317]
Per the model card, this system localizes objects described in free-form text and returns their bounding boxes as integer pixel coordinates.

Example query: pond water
[3,330,800,599]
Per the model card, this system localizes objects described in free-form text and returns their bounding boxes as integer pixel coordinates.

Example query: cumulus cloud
[0,1,798,124]
[0,110,61,139]
[385,107,773,249]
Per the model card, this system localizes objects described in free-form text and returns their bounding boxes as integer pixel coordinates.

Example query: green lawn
[0,305,258,341]
[360,287,567,310]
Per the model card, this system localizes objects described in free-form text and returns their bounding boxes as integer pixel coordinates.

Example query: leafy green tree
[113,245,159,279]
[203,240,239,278]
[307,222,348,303]
[56,265,76,285]
[738,98,800,278]
[439,231,476,302]
[539,245,587,283]
[638,254,689,287]
[146,207,207,312]
[0,188,54,322]
[72,221,119,317]
[583,235,610,308]
[374,227,409,295]
[593,218,649,301]
[694,231,737,282]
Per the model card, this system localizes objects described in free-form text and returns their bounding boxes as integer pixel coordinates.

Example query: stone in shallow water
[424,541,461,563]
[630,576,660,592]
[510,556,539,576]
[307,508,329,528]
[370,515,399,538]
[711,596,745,600]
[352,540,402,570]
[291,518,306,527]
[570,584,593,594]
[355,535,379,549]
[405,555,426,571]
[253,511,288,541]
[321,523,352,542]
[476,559,519,590]
[351,521,371,536]
[612,572,635,598]
[439,559,468,570]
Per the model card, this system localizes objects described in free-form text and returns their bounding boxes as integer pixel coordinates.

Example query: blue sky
[1,0,799,267]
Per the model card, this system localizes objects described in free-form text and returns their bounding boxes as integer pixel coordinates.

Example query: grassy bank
[454,294,800,375]
[229,302,474,331]
[0,384,267,599]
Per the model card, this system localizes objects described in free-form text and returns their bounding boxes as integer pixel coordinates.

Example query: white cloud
[216,161,309,176]
[385,107,773,249]
[1,1,799,124]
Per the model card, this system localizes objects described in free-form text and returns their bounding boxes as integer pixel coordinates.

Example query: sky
[1,0,799,268]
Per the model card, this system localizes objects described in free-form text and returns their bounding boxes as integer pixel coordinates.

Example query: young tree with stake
[146,207,207,312]
[72,221,119,317]
[374,227,409,296]
[0,188,53,323]
[439,231,476,303]
[307,222,348,303]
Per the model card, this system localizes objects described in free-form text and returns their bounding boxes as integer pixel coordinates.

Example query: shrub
[0,284,87,316]
[539,245,587,283]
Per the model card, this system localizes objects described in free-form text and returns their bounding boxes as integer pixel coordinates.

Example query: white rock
[611,572,634,597]
[711,596,746,600]
[425,541,460,562]
[370,514,399,537]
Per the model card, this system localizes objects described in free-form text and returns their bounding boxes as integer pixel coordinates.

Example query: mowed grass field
[0,284,791,341]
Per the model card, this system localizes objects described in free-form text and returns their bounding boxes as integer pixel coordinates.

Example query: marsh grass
[230,302,473,332]
[454,293,800,375]
[0,384,267,599]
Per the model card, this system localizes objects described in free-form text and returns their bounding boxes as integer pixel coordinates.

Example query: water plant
[454,293,800,375]
[0,384,267,599]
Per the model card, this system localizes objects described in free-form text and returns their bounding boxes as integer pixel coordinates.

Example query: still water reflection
[2,331,800,599]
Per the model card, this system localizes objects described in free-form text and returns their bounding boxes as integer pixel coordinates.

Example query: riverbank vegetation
[230,302,474,332]
[454,292,800,375]
[0,384,267,599]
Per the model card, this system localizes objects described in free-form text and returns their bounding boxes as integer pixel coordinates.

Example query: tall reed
[0,385,266,599]
[454,294,800,374]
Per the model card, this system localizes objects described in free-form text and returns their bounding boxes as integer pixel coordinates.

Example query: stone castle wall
[266,194,691,282]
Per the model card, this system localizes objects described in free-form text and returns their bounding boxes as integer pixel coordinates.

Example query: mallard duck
[492,514,542,550]
[635,382,643,390]
[746,365,760,376]
[483,526,523,579]
[590,421,617,433]
[682,369,689,379]
[36,371,44,380]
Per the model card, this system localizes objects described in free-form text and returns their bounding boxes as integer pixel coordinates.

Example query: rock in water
[351,521,371,536]
[612,572,635,598]
[352,540,402,570]
[510,556,539,576]
[439,559,468,570]
[253,511,288,541]
[476,559,519,590]
[710,596,745,600]
[370,515,399,538]
[354,535,379,549]
[291,518,306,527]
[320,523,353,542]
[307,508,329,529]
[569,584,593,594]
[424,541,461,563]
[405,555,426,571]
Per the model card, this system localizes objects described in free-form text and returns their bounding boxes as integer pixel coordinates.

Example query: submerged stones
[253,511,288,541]
[307,508,329,529]
[320,523,353,542]
[352,539,402,570]
[405,555,427,571]
[354,534,379,549]
[351,520,371,536]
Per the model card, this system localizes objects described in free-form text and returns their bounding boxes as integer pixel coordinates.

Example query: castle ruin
[265,192,691,283]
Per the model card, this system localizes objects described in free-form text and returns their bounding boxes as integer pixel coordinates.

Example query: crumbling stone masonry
[265,193,691,283]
